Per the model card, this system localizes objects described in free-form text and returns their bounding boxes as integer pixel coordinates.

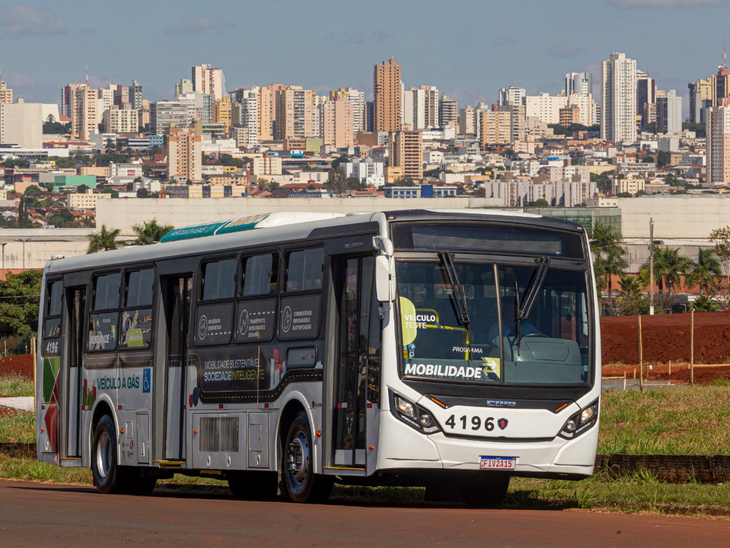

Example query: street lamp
[0,242,6,281]
[16,238,30,271]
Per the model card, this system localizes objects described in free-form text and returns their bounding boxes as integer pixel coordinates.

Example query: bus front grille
[200,417,240,453]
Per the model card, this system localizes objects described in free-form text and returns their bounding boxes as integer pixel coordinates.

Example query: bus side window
[201,258,237,301]
[197,258,236,345]
[241,253,278,297]
[285,248,324,292]
[120,269,154,349]
[44,280,63,342]
[89,272,121,352]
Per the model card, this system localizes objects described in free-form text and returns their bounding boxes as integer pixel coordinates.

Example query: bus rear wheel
[280,411,333,503]
[92,415,126,494]
[458,472,510,507]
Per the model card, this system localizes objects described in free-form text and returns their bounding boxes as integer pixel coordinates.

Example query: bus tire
[91,414,126,494]
[228,471,277,500]
[459,472,510,507]
[281,411,333,503]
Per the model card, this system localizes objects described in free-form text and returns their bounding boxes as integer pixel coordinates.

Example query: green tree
[101,188,119,198]
[589,222,626,304]
[326,166,348,195]
[682,122,706,138]
[641,246,694,298]
[657,150,671,168]
[526,199,549,207]
[23,185,44,197]
[0,270,43,340]
[132,219,174,245]
[76,184,90,194]
[590,171,614,194]
[685,248,722,295]
[87,225,123,254]
[710,227,730,294]
[693,295,719,312]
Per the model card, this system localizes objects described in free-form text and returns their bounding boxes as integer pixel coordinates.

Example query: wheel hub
[96,431,112,479]
[287,432,310,493]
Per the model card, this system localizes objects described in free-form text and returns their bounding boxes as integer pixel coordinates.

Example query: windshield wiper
[439,252,470,326]
[514,257,550,356]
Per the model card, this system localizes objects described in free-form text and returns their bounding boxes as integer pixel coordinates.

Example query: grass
[0,375,34,397]
[598,385,730,454]
[1,376,729,517]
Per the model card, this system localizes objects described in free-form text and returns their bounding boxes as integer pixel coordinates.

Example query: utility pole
[0,242,5,281]
[649,218,655,315]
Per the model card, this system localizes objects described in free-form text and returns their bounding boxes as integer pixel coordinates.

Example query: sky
[0,0,728,113]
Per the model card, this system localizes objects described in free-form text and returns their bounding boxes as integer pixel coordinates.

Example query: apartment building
[103,107,139,133]
[192,64,225,100]
[374,58,402,132]
[167,128,202,182]
[388,130,423,180]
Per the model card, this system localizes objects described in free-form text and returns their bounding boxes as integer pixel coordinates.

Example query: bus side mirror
[375,255,392,302]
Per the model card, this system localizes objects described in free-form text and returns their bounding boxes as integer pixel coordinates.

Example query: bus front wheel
[280,411,333,503]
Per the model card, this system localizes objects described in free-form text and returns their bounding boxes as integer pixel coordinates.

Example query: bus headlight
[391,393,440,434]
[559,399,599,440]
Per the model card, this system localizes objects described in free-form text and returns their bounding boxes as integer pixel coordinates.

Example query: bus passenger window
[121,268,154,349]
[285,248,324,292]
[93,273,121,311]
[89,273,121,351]
[201,258,237,301]
[47,281,63,317]
[241,254,278,297]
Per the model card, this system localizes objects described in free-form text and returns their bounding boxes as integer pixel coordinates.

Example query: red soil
[0,355,34,379]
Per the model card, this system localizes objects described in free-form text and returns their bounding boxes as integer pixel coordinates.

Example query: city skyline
[0,0,728,110]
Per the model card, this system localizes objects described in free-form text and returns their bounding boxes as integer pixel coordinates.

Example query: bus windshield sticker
[403,358,501,382]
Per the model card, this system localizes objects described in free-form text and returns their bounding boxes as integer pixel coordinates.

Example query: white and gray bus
[36,210,601,505]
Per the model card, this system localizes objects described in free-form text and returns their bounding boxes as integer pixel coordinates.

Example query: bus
[36,209,600,505]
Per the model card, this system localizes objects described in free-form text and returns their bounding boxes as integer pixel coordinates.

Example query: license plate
[480,456,516,470]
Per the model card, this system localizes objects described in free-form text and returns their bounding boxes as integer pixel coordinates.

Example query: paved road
[0,480,728,547]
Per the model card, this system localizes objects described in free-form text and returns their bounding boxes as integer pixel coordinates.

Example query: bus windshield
[397,261,591,386]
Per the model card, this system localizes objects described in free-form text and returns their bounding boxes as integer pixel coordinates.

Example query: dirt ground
[0,355,33,379]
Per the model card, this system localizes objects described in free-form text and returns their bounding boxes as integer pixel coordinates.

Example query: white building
[482,180,597,207]
[525,93,568,125]
[707,105,730,184]
[344,158,385,187]
[498,87,526,107]
[601,52,637,143]
[192,64,225,100]
[567,93,597,126]
[103,108,139,133]
[0,99,43,148]
[657,89,682,135]
[565,72,593,96]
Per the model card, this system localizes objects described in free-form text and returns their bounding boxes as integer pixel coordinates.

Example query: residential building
[479,110,512,146]
[235,126,257,149]
[688,77,713,123]
[373,58,402,132]
[343,158,385,187]
[0,99,43,148]
[613,178,645,195]
[252,155,283,176]
[129,81,143,110]
[636,70,656,128]
[402,87,425,130]
[68,192,111,210]
[388,130,423,181]
[175,78,194,98]
[498,86,526,107]
[275,87,314,139]
[601,52,637,143]
[559,105,581,126]
[97,86,114,117]
[323,100,353,148]
[439,95,458,128]
[565,72,592,96]
[330,88,365,133]
[214,96,232,134]
[167,128,202,182]
[65,84,98,141]
[103,107,139,133]
[192,64,225,100]
[151,100,195,135]
[0,69,12,104]
[707,105,730,184]
[567,93,597,126]
[656,90,682,134]
[311,95,327,138]
[525,93,568,125]
[458,105,476,136]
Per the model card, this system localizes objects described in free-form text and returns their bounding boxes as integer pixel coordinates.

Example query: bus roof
[45,209,579,275]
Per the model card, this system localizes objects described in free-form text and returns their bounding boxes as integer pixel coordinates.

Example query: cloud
[164,15,235,35]
[546,42,585,59]
[326,30,393,46]
[608,0,723,8]
[0,4,67,37]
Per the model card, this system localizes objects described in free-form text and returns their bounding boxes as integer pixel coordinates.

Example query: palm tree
[589,222,626,301]
[603,247,628,300]
[659,247,694,297]
[685,248,722,296]
[87,225,122,254]
[589,222,622,257]
[132,219,174,246]
[619,274,644,300]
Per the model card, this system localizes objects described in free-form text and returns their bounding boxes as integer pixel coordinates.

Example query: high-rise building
[0,99,43,148]
[601,52,637,143]
[97,86,114,118]
[657,90,682,135]
[499,104,526,143]
[168,128,202,182]
[129,81,143,110]
[103,107,139,133]
[565,72,593,96]
[479,110,512,147]
[420,85,439,128]
[388,130,423,180]
[402,87,424,130]
[525,93,568,125]
[636,70,656,128]
[498,86,526,107]
[330,88,365,134]
[65,84,98,141]
[688,77,714,123]
[231,88,260,147]
[439,95,458,128]
[707,105,730,184]
[175,78,194,98]
[373,58,402,132]
[567,93,597,126]
[458,105,476,137]
[275,87,314,140]
[151,100,196,135]
[0,69,13,104]
[559,105,581,126]
[323,99,353,148]
[311,95,328,138]
[214,96,232,134]
[192,64,225,100]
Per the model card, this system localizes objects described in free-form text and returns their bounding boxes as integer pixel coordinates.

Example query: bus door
[160,275,192,461]
[330,255,376,468]
[64,286,86,459]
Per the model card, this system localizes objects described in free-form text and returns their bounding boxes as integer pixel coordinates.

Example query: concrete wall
[618,197,730,239]
[0,240,89,270]
[96,197,504,235]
